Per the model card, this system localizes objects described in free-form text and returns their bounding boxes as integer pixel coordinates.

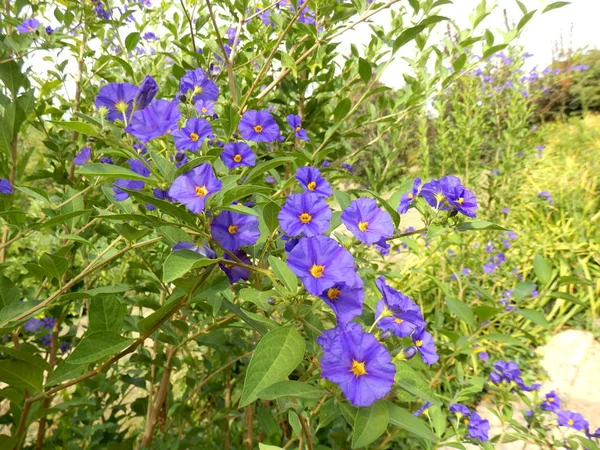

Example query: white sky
[338,0,600,88]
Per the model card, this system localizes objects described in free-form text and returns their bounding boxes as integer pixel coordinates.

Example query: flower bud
[267,297,276,306]
[179,94,187,103]
[379,330,392,341]
[134,75,158,111]
[402,346,418,360]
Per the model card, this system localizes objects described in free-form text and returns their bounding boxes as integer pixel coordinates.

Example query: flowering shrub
[0,0,597,449]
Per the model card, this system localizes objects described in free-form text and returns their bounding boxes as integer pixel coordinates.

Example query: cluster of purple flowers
[529,391,599,438]
[23,317,70,353]
[489,360,540,392]
[398,175,478,218]
[537,191,555,205]
[448,404,490,442]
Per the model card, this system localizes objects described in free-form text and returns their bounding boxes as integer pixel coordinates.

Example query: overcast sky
[338,0,600,88]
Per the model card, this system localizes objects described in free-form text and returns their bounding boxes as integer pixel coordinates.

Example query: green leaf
[517,309,549,328]
[76,163,149,181]
[0,347,50,372]
[190,274,230,304]
[163,250,217,283]
[268,256,297,292]
[262,201,280,232]
[483,44,508,59]
[387,402,437,442]
[358,57,371,84]
[485,332,525,347]
[446,297,474,326]
[395,362,441,406]
[85,284,130,297]
[533,254,552,285]
[547,291,585,306]
[0,275,21,308]
[50,121,101,138]
[517,10,536,31]
[259,445,284,450]
[365,189,400,227]
[0,60,27,97]
[220,203,259,217]
[473,305,501,322]
[66,331,133,365]
[456,220,507,231]
[138,296,181,333]
[243,157,294,184]
[89,296,125,333]
[239,288,276,310]
[334,98,351,122]
[257,381,325,400]
[334,190,351,210]
[239,326,305,407]
[35,210,92,230]
[221,185,271,206]
[39,253,69,280]
[352,400,389,448]
[542,1,569,13]
[125,32,140,52]
[452,53,467,72]
[0,360,43,392]
[46,361,87,387]
[556,276,594,287]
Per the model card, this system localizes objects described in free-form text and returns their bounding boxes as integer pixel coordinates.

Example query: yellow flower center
[350,359,367,377]
[193,86,203,95]
[228,225,239,235]
[567,419,574,426]
[415,339,423,347]
[201,107,207,113]
[195,185,208,197]
[474,347,485,354]
[307,181,317,191]
[233,154,242,163]
[548,397,554,402]
[224,264,233,270]
[310,264,325,278]
[434,192,445,204]
[295,126,301,132]
[456,197,464,204]
[189,132,199,142]
[408,192,414,199]
[27,26,33,31]
[358,221,369,232]
[253,124,263,133]
[463,419,469,425]
[381,306,394,317]
[299,213,312,224]
[394,318,404,324]
[327,287,341,300]
[114,101,129,113]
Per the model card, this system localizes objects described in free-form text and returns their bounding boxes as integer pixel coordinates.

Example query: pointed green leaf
[239,326,305,407]
[257,381,325,400]
[533,254,552,285]
[89,296,125,333]
[163,250,218,283]
[268,256,297,292]
[387,402,437,441]
[66,331,133,365]
[352,400,389,448]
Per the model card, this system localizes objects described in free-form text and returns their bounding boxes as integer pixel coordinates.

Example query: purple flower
[168,163,222,213]
[318,272,364,323]
[95,82,139,122]
[134,75,158,111]
[45,26,55,34]
[502,207,510,214]
[420,176,477,217]
[179,68,219,102]
[41,317,55,329]
[557,410,589,431]
[587,428,600,438]
[462,268,472,276]
[100,157,113,164]
[286,236,356,296]
[255,7,273,26]
[195,100,215,116]
[278,193,331,237]
[490,360,522,384]
[318,324,395,407]
[220,142,256,169]
[541,391,560,412]
[172,117,212,151]
[398,178,421,214]
[467,413,490,441]
[473,345,489,361]
[134,143,147,155]
[172,151,188,168]
[113,159,150,201]
[17,19,40,33]
[507,231,517,240]
[266,176,275,184]
[538,191,555,205]
[0,179,13,195]
[295,167,332,198]
[413,402,433,416]
[449,404,471,417]
[342,163,354,173]
[341,198,394,245]
[125,99,181,143]
[211,211,260,251]
[143,32,158,40]
[412,328,438,365]
[173,241,217,259]
[238,110,280,143]
[60,341,71,353]
[286,114,309,141]
[74,146,91,166]
[375,277,424,338]
[24,318,42,333]
[220,250,251,283]
[40,334,52,347]
[483,263,496,274]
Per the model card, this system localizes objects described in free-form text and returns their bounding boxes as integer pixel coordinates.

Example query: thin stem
[179,0,197,54]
